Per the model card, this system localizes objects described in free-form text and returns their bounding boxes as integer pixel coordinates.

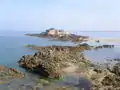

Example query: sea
[0,32,74,68]
[0,31,120,67]
[0,31,120,90]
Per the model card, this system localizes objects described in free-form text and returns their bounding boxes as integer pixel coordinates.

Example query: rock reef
[0,66,24,84]
[18,45,92,79]
[20,44,120,89]
[94,44,114,50]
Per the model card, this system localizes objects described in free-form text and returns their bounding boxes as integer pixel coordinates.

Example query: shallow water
[0,72,39,90]
[84,44,120,64]
[0,75,91,90]
[0,35,74,68]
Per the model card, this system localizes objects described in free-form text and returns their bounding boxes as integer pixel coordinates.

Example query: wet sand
[89,37,120,43]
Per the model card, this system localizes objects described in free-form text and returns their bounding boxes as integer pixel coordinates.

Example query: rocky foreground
[0,66,24,84]
[19,45,92,78]
[18,44,120,90]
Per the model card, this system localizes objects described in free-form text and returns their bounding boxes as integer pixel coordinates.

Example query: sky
[0,0,120,31]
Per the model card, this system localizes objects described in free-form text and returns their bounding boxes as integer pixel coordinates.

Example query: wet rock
[94,44,114,50]
[99,75,120,90]
[18,45,92,78]
[105,63,114,73]
[91,62,120,89]
[95,40,100,43]
[101,75,120,87]
[0,66,24,84]
[103,45,114,48]
[77,43,92,50]
[112,63,120,76]
[93,67,103,73]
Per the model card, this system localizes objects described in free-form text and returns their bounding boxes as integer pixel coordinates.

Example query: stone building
[46,28,71,36]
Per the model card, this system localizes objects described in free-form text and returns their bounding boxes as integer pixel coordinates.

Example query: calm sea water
[0,31,120,67]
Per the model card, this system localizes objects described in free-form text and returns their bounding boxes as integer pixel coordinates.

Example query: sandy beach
[88,37,120,43]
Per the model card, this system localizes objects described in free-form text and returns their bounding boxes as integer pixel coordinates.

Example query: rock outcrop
[25,44,92,51]
[91,62,120,90]
[0,66,24,84]
[18,45,92,78]
[94,44,114,50]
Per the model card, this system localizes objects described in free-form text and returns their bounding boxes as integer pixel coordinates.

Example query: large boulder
[18,45,92,78]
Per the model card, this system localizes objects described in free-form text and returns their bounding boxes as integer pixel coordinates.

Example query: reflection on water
[54,75,91,90]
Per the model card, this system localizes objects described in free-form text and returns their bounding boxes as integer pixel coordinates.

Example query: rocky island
[26,28,89,43]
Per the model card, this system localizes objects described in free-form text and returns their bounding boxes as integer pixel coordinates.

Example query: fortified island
[26,28,89,42]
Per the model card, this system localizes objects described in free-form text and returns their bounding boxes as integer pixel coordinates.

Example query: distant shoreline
[89,37,120,43]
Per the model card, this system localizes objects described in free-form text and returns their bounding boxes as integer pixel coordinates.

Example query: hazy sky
[0,0,120,31]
